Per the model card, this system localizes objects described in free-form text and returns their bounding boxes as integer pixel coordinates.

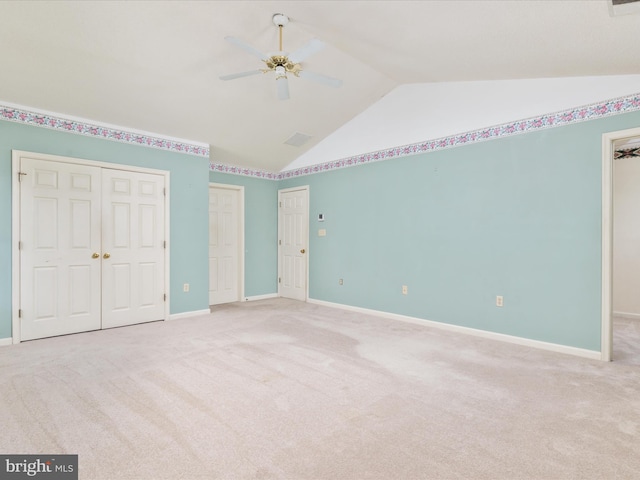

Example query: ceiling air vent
[284,132,313,147]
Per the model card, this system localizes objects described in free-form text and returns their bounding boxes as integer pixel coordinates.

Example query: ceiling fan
[220,13,343,100]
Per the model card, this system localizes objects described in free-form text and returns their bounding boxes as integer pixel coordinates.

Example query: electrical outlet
[339,278,343,285]
[183,283,190,292]
[496,295,503,307]
[402,285,408,295]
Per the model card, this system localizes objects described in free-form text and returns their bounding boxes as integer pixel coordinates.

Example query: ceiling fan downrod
[273,13,289,51]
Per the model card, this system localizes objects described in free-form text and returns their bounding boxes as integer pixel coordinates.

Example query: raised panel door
[209,187,240,305]
[20,158,102,340]
[278,188,308,301]
[101,169,165,328]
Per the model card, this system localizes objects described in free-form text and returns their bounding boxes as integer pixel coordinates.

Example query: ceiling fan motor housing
[272,13,289,27]
[265,55,301,76]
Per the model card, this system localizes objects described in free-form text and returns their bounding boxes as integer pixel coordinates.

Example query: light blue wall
[5,108,640,352]
[209,172,278,297]
[0,121,210,339]
[279,110,640,352]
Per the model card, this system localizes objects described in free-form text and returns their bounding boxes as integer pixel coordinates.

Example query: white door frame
[208,183,245,303]
[11,150,171,344]
[277,186,310,301]
[601,126,640,361]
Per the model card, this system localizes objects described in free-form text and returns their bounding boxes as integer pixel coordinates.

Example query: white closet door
[101,169,165,329]
[20,158,102,341]
[209,187,240,305]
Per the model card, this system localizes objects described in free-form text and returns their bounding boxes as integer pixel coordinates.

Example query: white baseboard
[0,337,13,347]
[613,311,640,320]
[167,309,210,321]
[243,293,278,302]
[308,298,601,361]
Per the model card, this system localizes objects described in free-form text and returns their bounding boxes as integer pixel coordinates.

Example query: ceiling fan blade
[277,77,290,100]
[219,69,263,81]
[298,70,343,88]
[288,38,325,64]
[224,36,269,61]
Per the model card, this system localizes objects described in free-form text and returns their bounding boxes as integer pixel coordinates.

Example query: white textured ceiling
[0,1,639,172]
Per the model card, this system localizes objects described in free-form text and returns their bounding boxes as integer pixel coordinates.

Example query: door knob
[300,249,306,254]
[92,253,100,259]
[103,253,111,259]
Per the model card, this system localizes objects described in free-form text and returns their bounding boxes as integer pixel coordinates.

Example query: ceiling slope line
[211,91,640,181]
[0,102,210,158]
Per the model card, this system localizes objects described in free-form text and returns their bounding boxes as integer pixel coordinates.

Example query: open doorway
[602,127,640,362]
[611,135,640,365]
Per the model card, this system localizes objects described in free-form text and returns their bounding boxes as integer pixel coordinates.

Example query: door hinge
[278,277,281,284]
[18,309,22,318]
[279,201,282,208]
[163,294,167,301]
[163,187,166,196]
[18,241,22,250]
[163,240,166,249]
[278,239,281,246]
[18,172,27,182]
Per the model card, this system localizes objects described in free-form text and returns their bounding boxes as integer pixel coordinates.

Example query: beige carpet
[1,298,639,479]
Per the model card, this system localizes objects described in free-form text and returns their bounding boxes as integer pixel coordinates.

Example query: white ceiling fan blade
[288,38,326,64]
[224,36,269,61]
[298,70,343,88]
[219,70,263,81]
[277,77,290,100]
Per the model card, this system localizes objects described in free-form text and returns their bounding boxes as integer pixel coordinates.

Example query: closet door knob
[103,253,111,259]
[300,249,306,254]
[92,253,100,259]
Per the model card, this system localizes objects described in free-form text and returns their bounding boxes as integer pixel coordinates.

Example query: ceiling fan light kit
[220,13,343,100]
[274,65,287,79]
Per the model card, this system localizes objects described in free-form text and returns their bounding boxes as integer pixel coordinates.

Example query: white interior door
[19,158,102,341]
[278,187,309,301]
[209,186,241,305]
[102,169,166,328]
[18,153,167,341]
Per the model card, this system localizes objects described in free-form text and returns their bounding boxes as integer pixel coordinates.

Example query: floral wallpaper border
[0,104,210,158]
[208,163,280,180]
[214,92,640,180]
[275,93,640,180]
[4,93,640,177]
[614,147,640,159]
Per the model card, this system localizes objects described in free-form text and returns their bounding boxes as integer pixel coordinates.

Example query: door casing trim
[11,150,171,344]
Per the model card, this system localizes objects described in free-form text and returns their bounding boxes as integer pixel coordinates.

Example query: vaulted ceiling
[1,1,639,172]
